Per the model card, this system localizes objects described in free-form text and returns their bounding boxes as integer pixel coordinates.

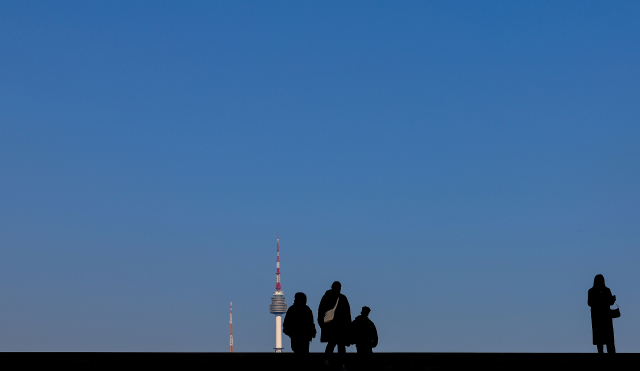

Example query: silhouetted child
[283,292,316,353]
[351,306,378,354]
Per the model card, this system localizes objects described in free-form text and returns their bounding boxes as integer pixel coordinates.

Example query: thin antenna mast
[275,231,281,292]
[229,302,233,353]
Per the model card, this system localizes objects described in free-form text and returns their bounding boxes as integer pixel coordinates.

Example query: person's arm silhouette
[371,319,378,348]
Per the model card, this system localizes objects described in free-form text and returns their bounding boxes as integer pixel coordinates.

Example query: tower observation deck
[269,233,287,352]
[270,292,287,314]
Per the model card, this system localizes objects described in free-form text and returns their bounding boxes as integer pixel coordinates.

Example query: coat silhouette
[283,293,317,341]
[318,287,351,344]
[351,306,378,353]
[588,275,616,346]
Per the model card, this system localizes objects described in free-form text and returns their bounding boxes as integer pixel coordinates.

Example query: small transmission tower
[229,302,233,353]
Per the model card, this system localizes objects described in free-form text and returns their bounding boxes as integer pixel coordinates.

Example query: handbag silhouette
[323,297,340,323]
[610,303,621,319]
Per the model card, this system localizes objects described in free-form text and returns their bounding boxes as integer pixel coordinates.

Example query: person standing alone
[588,274,618,353]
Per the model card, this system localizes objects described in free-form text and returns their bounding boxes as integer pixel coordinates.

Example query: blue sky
[1,1,639,352]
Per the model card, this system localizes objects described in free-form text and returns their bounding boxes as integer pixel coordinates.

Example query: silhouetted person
[283,292,316,353]
[318,281,351,369]
[352,306,378,354]
[588,274,617,353]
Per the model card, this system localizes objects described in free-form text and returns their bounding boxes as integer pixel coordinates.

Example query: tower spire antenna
[229,302,233,353]
[275,231,281,292]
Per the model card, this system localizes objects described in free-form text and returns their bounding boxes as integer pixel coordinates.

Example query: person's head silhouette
[361,306,371,317]
[294,292,307,305]
[594,274,605,287]
[331,281,341,293]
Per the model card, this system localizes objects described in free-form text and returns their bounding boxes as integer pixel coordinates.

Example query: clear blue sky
[1,1,639,352]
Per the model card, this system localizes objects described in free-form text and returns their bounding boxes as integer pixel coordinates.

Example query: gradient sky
[1,1,639,352]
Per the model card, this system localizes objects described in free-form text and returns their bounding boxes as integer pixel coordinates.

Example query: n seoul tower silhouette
[269,232,287,352]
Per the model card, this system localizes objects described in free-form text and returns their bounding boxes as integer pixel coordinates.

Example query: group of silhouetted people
[283,275,618,364]
[283,281,377,369]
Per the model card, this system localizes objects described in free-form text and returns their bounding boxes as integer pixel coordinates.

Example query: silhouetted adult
[283,292,316,353]
[588,274,617,353]
[351,306,378,354]
[318,281,351,369]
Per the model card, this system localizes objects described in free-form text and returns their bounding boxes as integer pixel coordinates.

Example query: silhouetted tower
[229,302,233,353]
[269,232,287,352]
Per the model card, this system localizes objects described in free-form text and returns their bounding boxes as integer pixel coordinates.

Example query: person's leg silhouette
[607,343,616,353]
[325,342,336,354]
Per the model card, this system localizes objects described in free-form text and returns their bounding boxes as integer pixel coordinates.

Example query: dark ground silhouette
[1,353,634,371]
